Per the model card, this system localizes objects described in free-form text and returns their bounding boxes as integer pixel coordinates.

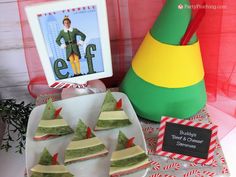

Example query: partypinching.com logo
[178,3,227,10]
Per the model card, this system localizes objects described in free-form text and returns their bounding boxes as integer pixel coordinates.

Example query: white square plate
[26,92,148,177]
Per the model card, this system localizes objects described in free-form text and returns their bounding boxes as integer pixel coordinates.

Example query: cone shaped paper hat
[120,0,206,122]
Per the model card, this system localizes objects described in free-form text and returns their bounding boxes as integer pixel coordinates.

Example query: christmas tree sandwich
[34,98,73,141]
[95,91,132,130]
[64,120,108,164]
[30,148,73,177]
[109,131,150,177]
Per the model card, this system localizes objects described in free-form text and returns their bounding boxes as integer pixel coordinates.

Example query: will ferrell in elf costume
[56,16,86,76]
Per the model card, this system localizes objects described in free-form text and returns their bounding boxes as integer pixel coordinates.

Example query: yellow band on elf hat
[132,32,204,88]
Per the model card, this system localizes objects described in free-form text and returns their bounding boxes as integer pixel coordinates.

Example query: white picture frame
[25,0,112,87]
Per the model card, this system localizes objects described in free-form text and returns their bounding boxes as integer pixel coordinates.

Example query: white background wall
[0,0,31,101]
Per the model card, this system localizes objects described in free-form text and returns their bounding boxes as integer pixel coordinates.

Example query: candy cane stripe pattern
[203,171,216,177]
[163,163,180,171]
[164,175,176,177]
[146,137,157,147]
[148,148,155,154]
[150,161,161,171]
[50,82,87,89]
[215,142,221,149]
[149,174,162,177]
[211,159,218,167]
[220,156,226,164]
[156,116,173,154]
[143,127,155,134]
[183,170,201,177]
[222,166,229,174]
[190,162,197,167]
[190,115,203,121]
[156,117,218,165]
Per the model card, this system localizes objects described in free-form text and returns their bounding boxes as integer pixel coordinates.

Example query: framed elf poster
[25,0,112,87]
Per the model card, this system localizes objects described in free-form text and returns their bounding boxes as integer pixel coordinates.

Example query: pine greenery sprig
[0,99,34,154]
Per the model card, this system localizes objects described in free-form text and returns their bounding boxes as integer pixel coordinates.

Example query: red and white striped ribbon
[199,124,218,165]
[163,163,180,171]
[156,116,172,155]
[50,82,87,89]
[183,170,201,177]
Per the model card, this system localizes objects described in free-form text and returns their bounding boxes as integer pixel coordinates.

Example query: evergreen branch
[0,99,34,154]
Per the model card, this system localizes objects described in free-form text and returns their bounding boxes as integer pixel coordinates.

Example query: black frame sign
[156,117,218,165]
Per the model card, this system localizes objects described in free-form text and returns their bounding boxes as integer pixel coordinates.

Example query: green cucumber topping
[73,120,95,140]
[96,119,131,130]
[116,131,135,150]
[101,90,117,111]
[111,153,148,167]
[36,126,73,136]
[31,172,74,177]
[65,144,106,160]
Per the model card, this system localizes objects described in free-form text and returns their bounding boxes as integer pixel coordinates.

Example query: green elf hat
[30,148,74,177]
[120,0,206,122]
[109,131,150,177]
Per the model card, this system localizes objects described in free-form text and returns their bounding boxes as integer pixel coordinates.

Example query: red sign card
[156,116,218,165]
